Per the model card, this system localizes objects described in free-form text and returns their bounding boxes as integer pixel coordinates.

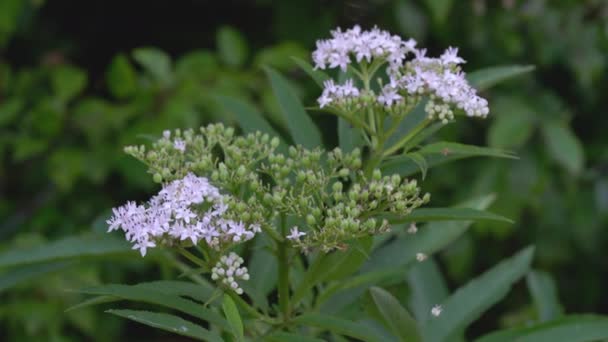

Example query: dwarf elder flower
[107,173,260,256]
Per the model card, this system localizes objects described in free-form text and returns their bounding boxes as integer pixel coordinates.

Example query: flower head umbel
[313,26,489,122]
[107,173,260,256]
[211,252,249,295]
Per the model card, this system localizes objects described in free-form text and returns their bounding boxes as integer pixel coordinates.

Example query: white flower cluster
[318,79,360,108]
[312,25,489,121]
[211,252,250,294]
[107,173,261,256]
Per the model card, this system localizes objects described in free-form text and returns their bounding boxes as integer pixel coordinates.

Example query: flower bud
[153,173,163,183]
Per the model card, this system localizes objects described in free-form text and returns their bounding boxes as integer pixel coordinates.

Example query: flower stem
[382,119,430,157]
[277,214,291,321]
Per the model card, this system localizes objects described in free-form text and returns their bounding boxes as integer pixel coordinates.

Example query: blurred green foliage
[1,0,607,340]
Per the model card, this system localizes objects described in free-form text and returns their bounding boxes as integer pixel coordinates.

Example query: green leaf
[526,270,563,322]
[291,56,330,88]
[541,120,584,175]
[0,98,23,127]
[216,26,248,67]
[475,315,608,342]
[214,94,287,154]
[407,258,449,322]
[382,142,516,177]
[423,0,453,25]
[423,247,535,342]
[106,309,222,342]
[467,65,535,91]
[339,117,364,153]
[51,65,87,102]
[370,287,422,342]
[0,261,73,292]
[293,313,382,342]
[222,294,244,341]
[266,332,326,342]
[247,235,277,302]
[106,54,137,99]
[292,236,372,305]
[488,97,536,149]
[364,194,496,273]
[77,284,229,329]
[0,233,132,268]
[387,207,513,224]
[264,66,322,149]
[132,47,172,85]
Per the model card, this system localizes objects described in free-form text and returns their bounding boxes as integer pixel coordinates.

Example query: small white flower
[211,252,249,295]
[416,253,427,262]
[173,139,186,152]
[431,304,442,317]
[407,223,418,234]
[287,226,306,241]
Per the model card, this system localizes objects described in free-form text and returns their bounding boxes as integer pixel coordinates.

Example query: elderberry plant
[72,26,550,341]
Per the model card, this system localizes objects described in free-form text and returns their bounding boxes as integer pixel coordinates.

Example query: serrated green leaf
[293,313,382,342]
[106,54,137,99]
[264,66,322,149]
[107,309,222,342]
[541,120,584,175]
[0,233,133,268]
[423,247,535,342]
[291,56,330,88]
[77,284,229,329]
[217,26,248,67]
[370,287,422,342]
[475,315,608,342]
[467,65,535,91]
[387,207,513,224]
[222,294,244,341]
[526,270,563,322]
[132,47,172,85]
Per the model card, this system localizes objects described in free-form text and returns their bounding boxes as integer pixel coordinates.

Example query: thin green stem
[382,119,430,157]
[277,214,291,320]
[178,247,208,269]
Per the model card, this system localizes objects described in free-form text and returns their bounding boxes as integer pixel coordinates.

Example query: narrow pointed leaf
[107,309,222,342]
[0,233,132,268]
[264,66,322,148]
[370,287,422,342]
[475,315,608,342]
[467,65,535,91]
[526,270,563,322]
[0,261,73,292]
[407,258,449,322]
[222,294,244,341]
[387,207,513,224]
[291,56,330,88]
[293,313,382,342]
[78,284,229,329]
[423,247,535,342]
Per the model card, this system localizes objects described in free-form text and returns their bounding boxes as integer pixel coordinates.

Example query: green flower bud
[306,214,316,225]
[339,168,350,178]
[153,173,163,183]
[332,181,343,193]
[270,137,280,148]
[237,165,247,177]
[372,169,382,180]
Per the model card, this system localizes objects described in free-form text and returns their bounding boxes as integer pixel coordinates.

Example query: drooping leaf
[467,65,535,91]
[222,294,244,341]
[107,309,222,342]
[0,261,73,292]
[423,247,535,342]
[369,287,422,342]
[475,315,608,342]
[264,66,322,149]
[77,284,229,329]
[293,313,382,342]
[387,207,513,224]
[526,270,563,322]
[0,233,133,268]
[541,120,584,175]
[291,56,330,88]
